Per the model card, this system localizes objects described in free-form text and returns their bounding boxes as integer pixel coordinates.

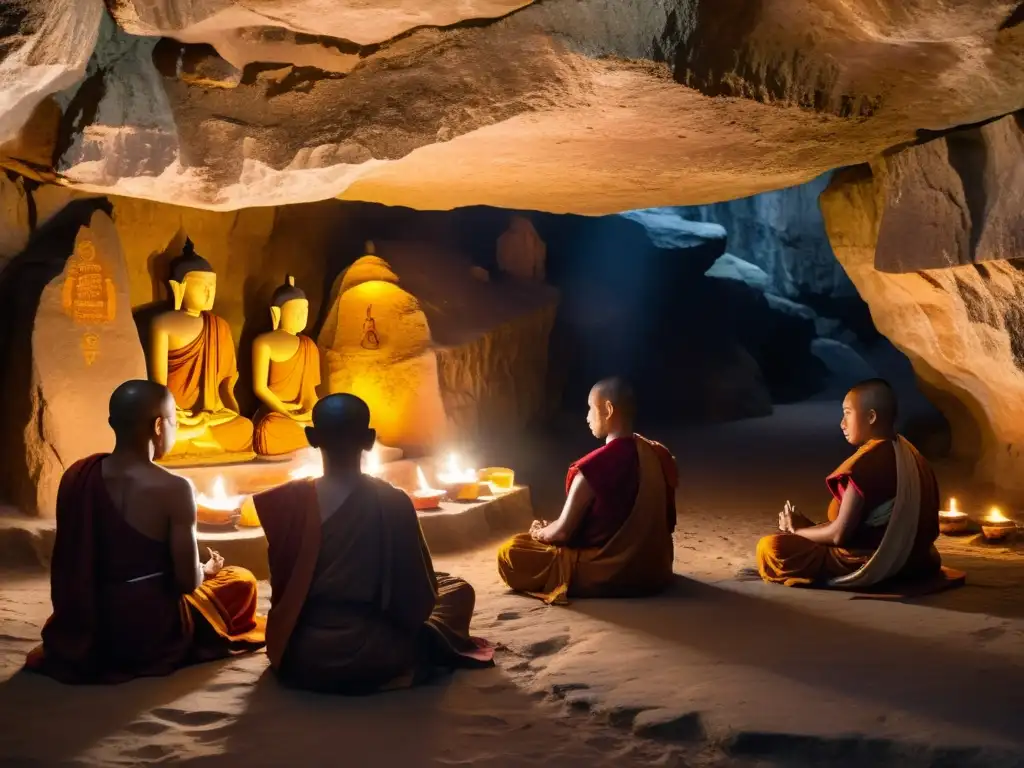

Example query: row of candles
[939,498,1018,541]
[193,445,515,527]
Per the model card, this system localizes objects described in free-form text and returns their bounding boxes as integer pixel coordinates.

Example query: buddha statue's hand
[291,410,313,423]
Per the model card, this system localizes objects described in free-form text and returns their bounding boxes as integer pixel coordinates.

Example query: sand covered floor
[3,402,1024,767]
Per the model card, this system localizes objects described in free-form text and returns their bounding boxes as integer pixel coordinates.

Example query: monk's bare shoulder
[141,465,196,522]
[369,477,416,513]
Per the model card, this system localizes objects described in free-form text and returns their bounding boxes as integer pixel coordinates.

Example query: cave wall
[821,112,1024,491]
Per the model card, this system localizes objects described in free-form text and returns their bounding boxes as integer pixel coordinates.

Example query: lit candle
[194,476,246,526]
[938,497,969,535]
[437,452,481,501]
[410,466,444,511]
[981,506,1016,541]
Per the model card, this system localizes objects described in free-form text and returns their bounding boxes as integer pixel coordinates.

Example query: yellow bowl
[444,481,481,502]
[238,496,261,527]
[479,467,515,491]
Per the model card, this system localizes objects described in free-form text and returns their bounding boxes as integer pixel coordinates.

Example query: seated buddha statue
[252,275,321,457]
[148,239,254,463]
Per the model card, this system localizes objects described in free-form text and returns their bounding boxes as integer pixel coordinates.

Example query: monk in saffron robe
[497,378,678,604]
[756,378,943,588]
[255,393,493,694]
[25,381,265,684]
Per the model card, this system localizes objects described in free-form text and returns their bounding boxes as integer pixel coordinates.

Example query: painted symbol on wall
[361,304,380,350]
[61,238,117,364]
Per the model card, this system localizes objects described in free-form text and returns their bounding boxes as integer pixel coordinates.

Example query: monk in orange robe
[756,379,944,589]
[25,381,265,684]
[254,393,493,694]
[166,311,254,453]
[253,335,320,456]
[497,378,678,604]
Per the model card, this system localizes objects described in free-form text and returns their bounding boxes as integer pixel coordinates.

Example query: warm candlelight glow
[948,498,959,514]
[416,465,433,492]
[288,442,388,481]
[195,476,245,511]
[410,464,444,510]
[985,507,1011,524]
[438,452,477,484]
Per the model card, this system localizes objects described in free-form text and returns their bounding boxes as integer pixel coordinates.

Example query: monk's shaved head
[109,380,173,436]
[849,378,898,426]
[587,377,636,439]
[592,377,636,422]
[307,394,375,456]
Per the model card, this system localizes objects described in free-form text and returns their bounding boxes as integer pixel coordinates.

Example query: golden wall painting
[61,238,117,364]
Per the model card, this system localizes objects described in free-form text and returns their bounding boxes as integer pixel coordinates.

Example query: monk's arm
[251,340,294,416]
[384,505,438,631]
[537,473,595,545]
[795,483,865,547]
[166,477,204,593]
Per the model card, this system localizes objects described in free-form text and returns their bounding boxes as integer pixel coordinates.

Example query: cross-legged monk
[254,393,494,694]
[25,380,265,684]
[497,378,678,604]
[756,378,943,588]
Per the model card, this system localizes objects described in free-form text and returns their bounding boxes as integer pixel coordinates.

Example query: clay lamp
[478,467,515,494]
[438,453,481,502]
[938,498,969,535]
[195,477,245,528]
[981,507,1016,542]
[409,466,444,511]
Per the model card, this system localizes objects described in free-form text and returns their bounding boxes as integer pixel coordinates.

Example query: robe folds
[25,455,266,684]
[166,311,253,453]
[255,476,493,694]
[756,436,942,588]
[497,435,678,604]
[253,335,320,456]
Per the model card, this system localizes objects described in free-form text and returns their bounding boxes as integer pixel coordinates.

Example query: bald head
[587,377,636,439]
[841,378,898,445]
[109,380,172,435]
[306,394,375,458]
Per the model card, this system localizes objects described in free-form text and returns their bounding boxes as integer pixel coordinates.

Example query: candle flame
[986,507,1010,524]
[438,452,476,484]
[948,497,958,514]
[195,475,245,511]
[416,465,431,491]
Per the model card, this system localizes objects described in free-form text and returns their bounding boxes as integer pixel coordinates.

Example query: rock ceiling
[1,0,1023,212]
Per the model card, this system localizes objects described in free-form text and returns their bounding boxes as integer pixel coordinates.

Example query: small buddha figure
[360,304,380,350]
[252,275,321,457]
[149,239,254,462]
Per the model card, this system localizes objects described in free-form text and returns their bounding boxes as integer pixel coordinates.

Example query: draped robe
[756,437,942,587]
[255,476,493,694]
[253,335,320,456]
[166,312,253,453]
[497,435,678,604]
[25,455,266,684]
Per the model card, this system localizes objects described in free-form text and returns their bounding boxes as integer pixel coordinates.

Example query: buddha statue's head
[270,275,309,335]
[169,239,216,315]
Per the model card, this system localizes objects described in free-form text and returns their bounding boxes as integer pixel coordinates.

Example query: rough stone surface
[1,2,1023,211]
[496,214,546,281]
[821,112,1024,490]
[319,241,559,451]
[680,173,853,300]
[0,204,146,516]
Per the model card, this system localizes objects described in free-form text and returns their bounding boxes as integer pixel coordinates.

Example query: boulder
[496,215,546,281]
[2,2,1023,211]
[704,253,772,294]
[821,112,1024,491]
[318,241,559,452]
[811,339,877,390]
[0,202,146,516]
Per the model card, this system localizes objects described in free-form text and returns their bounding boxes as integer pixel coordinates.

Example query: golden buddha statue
[149,239,254,463]
[252,275,321,457]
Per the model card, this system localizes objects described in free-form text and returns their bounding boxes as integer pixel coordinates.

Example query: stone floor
[2,401,1024,767]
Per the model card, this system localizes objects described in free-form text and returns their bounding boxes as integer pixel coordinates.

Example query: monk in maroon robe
[25,381,265,684]
[497,378,678,603]
[255,394,493,694]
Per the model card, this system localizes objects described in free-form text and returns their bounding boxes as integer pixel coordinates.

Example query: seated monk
[756,378,942,588]
[25,381,265,684]
[497,378,678,604]
[253,393,494,694]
